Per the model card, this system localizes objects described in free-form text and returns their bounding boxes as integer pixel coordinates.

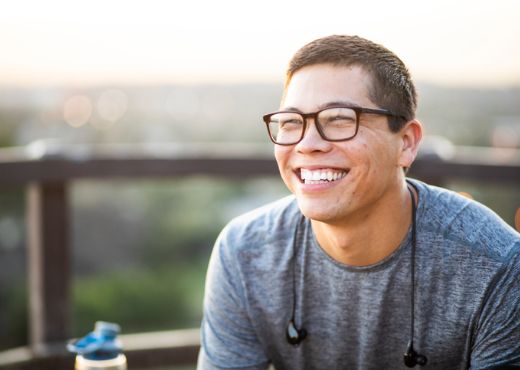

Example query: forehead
[282,64,374,111]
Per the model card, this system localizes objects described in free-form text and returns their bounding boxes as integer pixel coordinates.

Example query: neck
[311,181,415,266]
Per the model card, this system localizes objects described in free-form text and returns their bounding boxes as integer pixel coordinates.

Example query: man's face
[274,63,406,224]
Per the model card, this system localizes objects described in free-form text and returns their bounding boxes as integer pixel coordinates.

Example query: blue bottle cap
[67,321,123,360]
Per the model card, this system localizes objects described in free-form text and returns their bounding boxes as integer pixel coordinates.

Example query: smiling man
[198,35,520,369]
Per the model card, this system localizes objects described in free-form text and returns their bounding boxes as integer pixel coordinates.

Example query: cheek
[342,140,374,165]
[274,147,288,166]
[274,147,292,178]
[346,137,395,173]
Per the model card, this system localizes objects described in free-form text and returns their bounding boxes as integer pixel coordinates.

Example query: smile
[299,168,348,184]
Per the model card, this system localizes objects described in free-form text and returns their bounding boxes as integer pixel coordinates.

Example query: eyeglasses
[262,105,401,145]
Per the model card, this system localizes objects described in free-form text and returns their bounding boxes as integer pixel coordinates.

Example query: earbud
[403,341,427,367]
[286,320,307,346]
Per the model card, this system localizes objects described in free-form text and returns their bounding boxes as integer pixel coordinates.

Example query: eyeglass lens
[267,107,358,144]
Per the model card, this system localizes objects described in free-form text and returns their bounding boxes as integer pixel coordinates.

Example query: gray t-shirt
[198,179,520,369]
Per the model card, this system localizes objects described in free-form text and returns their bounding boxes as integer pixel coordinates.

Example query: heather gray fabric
[198,179,520,370]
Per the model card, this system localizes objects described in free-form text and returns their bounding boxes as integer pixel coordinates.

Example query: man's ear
[398,119,423,168]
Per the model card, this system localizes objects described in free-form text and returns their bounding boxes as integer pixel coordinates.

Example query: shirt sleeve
[470,246,520,369]
[197,225,270,370]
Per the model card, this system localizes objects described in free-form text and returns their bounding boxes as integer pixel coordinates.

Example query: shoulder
[215,195,301,260]
[410,179,520,262]
[221,195,299,242]
[206,195,300,295]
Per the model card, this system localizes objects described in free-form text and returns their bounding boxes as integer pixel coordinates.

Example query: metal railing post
[26,181,71,353]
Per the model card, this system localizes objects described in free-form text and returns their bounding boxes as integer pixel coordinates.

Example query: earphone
[403,185,428,367]
[285,183,428,367]
[286,215,307,346]
[286,320,307,346]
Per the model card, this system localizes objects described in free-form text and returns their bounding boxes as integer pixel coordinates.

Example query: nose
[295,119,332,153]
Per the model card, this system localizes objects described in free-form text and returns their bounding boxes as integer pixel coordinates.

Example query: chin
[295,197,343,223]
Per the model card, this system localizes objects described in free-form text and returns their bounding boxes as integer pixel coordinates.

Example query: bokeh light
[63,95,92,128]
[96,89,128,123]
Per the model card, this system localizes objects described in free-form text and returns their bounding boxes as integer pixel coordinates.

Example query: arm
[197,225,270,370]
[470,246,520,369]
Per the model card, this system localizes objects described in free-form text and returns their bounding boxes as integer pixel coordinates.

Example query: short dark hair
[285,35,417,132]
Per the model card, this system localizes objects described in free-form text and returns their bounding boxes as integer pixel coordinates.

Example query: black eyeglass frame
[262,105,404,146]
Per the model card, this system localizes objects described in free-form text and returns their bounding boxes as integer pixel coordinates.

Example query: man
[198,35,520,369]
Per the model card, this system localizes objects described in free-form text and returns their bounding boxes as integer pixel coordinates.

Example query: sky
[0,0,519,87]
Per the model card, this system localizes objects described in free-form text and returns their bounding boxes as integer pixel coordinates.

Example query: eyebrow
[280,100,362,112]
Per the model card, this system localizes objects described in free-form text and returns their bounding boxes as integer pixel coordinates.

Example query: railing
[0,142,519,370]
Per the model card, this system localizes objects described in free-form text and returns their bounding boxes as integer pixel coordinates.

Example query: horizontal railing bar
[0,157,280,184]
[410,158,520,183]
[122,327,199,350]
[0,156,518,185]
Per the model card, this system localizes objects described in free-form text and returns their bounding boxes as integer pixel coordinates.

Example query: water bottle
[67,321,127,370]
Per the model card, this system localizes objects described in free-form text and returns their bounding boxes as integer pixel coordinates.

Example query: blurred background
[0,0,519,368]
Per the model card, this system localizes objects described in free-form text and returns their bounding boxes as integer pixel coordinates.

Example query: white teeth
[300,168,348,183]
